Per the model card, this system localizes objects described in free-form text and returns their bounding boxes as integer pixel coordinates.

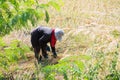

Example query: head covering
[55,28,64,41]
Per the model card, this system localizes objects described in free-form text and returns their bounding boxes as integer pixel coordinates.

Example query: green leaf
[111,30,120,38]
[0,0,5,4]
[0,0,60,36]
[10,14,19,26]
[75,61,84,71]
[48,1,60,11]
[38,4,49,9]
[0,37,6,47]
[20,12,28,26]
[45,10,49,23]
[10,0,19,11]
[10,40,20,47]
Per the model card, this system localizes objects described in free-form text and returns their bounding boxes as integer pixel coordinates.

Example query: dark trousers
[33,45,49,62]
[31,31,50,62]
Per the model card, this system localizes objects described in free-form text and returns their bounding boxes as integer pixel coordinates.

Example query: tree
[0,0,61,36]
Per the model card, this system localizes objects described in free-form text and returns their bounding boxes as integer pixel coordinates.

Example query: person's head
[55,28,64,41]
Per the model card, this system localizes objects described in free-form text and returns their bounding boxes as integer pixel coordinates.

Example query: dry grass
[46,0,120,27]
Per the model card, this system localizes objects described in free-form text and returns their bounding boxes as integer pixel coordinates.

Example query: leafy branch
[0,0,61,36]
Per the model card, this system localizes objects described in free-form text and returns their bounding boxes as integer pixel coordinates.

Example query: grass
[1,0,120,79]
[44,0,120,28]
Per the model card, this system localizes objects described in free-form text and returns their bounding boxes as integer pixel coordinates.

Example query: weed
[111,30,120,38]
[0,38,31,79]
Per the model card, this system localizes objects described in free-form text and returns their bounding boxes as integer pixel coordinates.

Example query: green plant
[0,0,61,36]
[106,47,120,80]
[0,38,31,79]
[85,62,102,80]
[0,73,4,80]
[111,30,120,38]
[38,55,91,80]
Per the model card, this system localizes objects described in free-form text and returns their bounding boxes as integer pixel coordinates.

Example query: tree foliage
[0,0,61,36]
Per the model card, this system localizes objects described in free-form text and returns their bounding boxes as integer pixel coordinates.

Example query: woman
[31,26,64,63]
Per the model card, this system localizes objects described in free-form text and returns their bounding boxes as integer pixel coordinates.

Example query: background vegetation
[0,0,60,36]
[0,0,120,80]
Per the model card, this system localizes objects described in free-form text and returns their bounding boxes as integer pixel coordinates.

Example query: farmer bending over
[31,26,64,63]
